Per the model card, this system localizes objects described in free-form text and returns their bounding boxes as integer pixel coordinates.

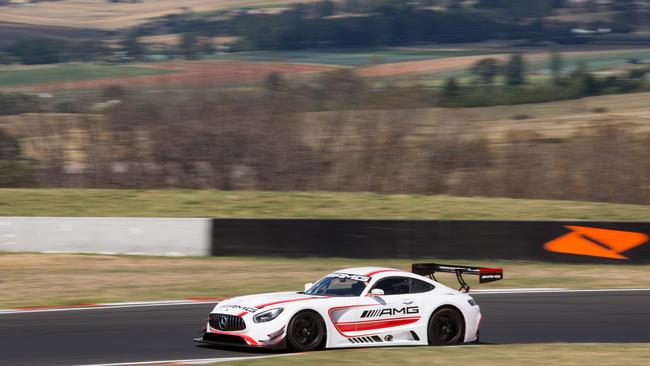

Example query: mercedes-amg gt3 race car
[195,263,503,351]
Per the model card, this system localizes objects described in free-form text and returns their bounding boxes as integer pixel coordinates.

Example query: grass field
[1,189,649,220]
[2,253,650,308]
[0,63,174,89]
[2,60,337,92]
[215,344,650,366]
[209,48,496,66]
[403,48,650,84]
[0,0,315,30]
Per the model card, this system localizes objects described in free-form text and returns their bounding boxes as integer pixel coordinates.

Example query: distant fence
[1,217,649,263]
[0,217,211,256]
[211,219,650,264]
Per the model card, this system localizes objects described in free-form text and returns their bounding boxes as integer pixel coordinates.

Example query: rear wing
[412,263,503,293]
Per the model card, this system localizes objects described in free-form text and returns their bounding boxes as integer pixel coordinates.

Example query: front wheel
[427,307,465,345]
[286,311,325,352]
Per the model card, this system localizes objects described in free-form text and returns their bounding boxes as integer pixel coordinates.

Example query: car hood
[212,291,326,315]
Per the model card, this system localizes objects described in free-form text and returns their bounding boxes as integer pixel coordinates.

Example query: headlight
[253,308,284,323]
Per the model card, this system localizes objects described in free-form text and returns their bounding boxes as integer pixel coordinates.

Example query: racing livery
[195,263,503,351]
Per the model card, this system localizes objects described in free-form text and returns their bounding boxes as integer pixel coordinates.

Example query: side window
[372,277,410,295]
[410,278,435,293]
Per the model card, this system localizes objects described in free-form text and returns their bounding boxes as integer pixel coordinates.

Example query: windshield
[305,273,369,297]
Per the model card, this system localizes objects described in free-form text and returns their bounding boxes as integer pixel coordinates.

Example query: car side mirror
[304,283,313,292]
[370,288,384,296]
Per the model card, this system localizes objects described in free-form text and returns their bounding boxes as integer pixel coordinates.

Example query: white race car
[195,263,503,351]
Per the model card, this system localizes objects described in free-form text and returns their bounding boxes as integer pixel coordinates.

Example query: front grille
[209,313,246,331]
[203,332,248,345]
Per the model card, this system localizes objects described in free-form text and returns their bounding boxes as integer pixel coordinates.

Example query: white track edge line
[0,300,221,315]
[70,354,294,366]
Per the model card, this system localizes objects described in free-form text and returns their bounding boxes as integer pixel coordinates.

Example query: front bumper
[194,328,286,350]
[195,332,261,347]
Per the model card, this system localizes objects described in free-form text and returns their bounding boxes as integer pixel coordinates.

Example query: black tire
[427,307,465,345]
[286,311,325,352]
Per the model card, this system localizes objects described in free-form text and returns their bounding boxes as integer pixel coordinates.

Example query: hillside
[0,0,313,30]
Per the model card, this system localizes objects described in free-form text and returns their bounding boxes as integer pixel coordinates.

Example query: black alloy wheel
[427,308,464,345]
[286,311,325,352]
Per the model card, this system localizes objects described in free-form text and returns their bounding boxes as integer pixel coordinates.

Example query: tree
[0,128,20,161]
[550,50,563,85]
[180,32,200,60]
[264,72,287,91]
[121,33,145,59]
[505,53,526,86]
[443,77,461,97]
[471,58,501,84]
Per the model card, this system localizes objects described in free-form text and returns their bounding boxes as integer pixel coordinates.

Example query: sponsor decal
[544,226,648,260]
[221,304,258,313]
[332,273,371,282]
[479,273,502,281]
[360,306,419,318]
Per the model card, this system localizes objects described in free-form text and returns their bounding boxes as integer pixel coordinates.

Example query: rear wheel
[286,311,325,352]
[427,307,464,345]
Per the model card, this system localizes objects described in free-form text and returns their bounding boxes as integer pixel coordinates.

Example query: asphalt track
[2,290,650,366]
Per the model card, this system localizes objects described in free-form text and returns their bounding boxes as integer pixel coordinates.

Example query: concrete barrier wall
[3,217,650,263]
[0,217,211,256]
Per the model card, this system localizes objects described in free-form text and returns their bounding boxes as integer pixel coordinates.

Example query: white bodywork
[203,267,481,349]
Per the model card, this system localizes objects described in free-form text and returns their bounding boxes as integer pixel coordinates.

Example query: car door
[356,276,421,333]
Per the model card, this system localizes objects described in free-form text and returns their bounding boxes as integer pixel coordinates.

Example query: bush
[0,129,34,187]
[0,92,42,116]
[0,160,35,187]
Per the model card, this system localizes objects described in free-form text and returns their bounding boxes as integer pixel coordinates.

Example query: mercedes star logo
[218,316,228,330]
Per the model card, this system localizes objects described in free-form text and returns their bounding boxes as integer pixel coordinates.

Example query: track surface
[2,290,650,366]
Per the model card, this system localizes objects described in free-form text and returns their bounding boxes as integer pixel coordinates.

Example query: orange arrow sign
[543,226,648,259]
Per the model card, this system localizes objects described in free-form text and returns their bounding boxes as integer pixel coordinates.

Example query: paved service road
[2,290,649,366]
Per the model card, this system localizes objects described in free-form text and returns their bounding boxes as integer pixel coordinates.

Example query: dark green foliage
[101,85,127,100]
[121,34,145,59]
[471,58,502,84]
[550,51,563,85]
[505,53,526,86]
[180,32,200,60]
[264,72,287,92]
[440,55,650,108]
[158,0,573,51]
[443,78,461,97]
[3,39,109,65]
[0,129,34,187]
[0,93,42,116]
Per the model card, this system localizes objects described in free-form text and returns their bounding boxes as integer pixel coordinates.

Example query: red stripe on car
[335,316,421,332]
[365,269,400,277]
[207,328,259,346]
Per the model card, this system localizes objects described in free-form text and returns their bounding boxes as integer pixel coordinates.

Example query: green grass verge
[215,344,650,366]
[0,63,174,88]
[0,189,649,220]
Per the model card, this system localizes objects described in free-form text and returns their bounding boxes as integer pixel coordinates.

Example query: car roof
[333,267,406,277]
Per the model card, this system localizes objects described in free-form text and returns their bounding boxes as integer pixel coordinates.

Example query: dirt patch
[4,60,339,92]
